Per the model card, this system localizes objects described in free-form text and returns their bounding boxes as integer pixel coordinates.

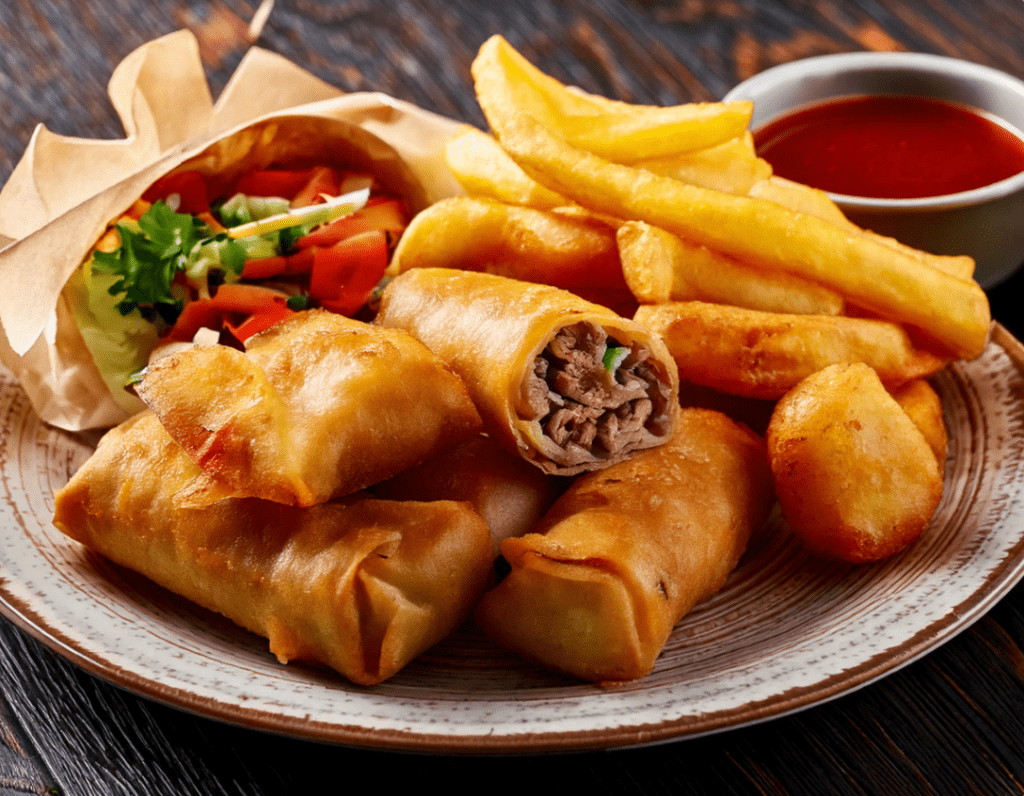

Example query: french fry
[485,41,972,281]
[747,175,850,226]
[471,35,753,162]
[494,112,990,359]
[618,220,844,315]
[634,301,947,400]
[748,176,975,280]
[445,125,568,210]
[443,127,622,229]
[389,196,633,312]
[636,133,772,195]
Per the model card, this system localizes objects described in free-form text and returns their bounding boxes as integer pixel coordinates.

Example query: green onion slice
[225,188,370,241]
[602,344,631,372]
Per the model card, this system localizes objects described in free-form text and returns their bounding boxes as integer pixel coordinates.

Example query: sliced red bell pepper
[167,301,223,343]
[143,170,210,214]
[309,229,389,316]
[233,168,316,200]
[291,166,341,208]
[224,300,296,343]
[240,247,317,280]
[167,283,293,342]
[292,199,407,250]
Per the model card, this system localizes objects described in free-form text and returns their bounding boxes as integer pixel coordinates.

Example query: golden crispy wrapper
[136,310,482,506]
[635,301,947,400]
[374,435,563,554]
[52,412,494,686]
[375,268,679,476]
[474,408,775,682]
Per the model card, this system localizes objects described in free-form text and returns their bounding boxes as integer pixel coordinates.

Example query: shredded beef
[523,321,670,466]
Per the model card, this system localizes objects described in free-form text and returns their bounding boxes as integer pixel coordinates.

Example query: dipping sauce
[753,95,1024,199]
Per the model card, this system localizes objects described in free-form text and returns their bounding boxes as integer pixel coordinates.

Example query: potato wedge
[634,301,947,399]
[495,112,989,359]
[767,362,943,562]
[618,220,844,315]
[471,35,752,162]
[889,378,948,470]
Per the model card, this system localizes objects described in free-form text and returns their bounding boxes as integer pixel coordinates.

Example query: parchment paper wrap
[0,30,464,430]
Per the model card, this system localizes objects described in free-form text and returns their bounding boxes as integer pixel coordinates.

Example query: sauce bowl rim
[723,51,1024,210]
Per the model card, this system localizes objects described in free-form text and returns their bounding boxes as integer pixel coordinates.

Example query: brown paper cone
[0,30,464,430]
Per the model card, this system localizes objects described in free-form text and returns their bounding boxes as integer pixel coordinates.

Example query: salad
[63,164,408,411]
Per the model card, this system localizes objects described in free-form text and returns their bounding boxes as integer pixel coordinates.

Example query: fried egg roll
[136,309,482,507]
[375,268,679,476]
[474,408,775,682]
[52,412,493,686]
[374,435,563,553]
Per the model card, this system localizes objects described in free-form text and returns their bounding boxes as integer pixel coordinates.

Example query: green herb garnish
[92,201,254,321]
[125,367,148,387]
[602,345,630,372]
[92,200,207,321]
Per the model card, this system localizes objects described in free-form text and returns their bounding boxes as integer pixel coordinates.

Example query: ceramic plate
[2,326,1024,754]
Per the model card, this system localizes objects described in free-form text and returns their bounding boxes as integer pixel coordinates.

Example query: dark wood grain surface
[4,1,1024,794]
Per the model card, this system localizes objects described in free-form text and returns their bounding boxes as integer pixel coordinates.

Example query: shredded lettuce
[185,236,247,298]
[217,193,291,226]
[65,259,157,415]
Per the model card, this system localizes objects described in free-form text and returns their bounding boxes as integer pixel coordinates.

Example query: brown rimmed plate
[2,325,1024,754]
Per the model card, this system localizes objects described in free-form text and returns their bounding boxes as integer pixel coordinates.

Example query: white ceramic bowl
[724,52,1024,288]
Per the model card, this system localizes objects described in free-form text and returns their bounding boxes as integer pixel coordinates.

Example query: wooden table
[3,1,1024,793]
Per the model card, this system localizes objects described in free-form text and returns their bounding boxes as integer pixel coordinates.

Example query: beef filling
[522,321,671,466]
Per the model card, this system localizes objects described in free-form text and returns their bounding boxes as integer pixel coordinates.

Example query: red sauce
[753,95,1024,199]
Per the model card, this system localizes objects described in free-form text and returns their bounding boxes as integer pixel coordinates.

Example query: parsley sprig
[92,201,243,325]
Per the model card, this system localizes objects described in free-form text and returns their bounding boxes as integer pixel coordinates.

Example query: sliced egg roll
[135,309,482,507]
[52,412,493,686]
[374,435,563,553]
[474,408,775,682]
[374,268,679,475]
